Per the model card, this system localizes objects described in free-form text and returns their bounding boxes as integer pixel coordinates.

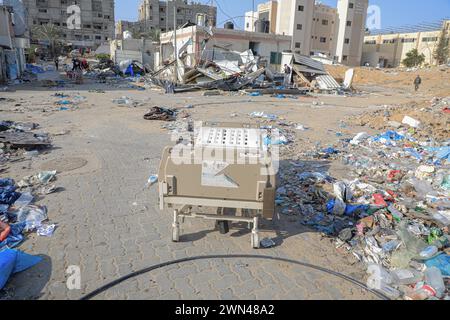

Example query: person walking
[54,57,59,70]
[414,75,422,92]
[283,64,292,87]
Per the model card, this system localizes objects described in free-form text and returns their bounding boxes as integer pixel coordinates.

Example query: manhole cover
[40,157,88,172]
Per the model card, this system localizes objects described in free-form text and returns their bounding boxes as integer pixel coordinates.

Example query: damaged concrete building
[158,25,291,74]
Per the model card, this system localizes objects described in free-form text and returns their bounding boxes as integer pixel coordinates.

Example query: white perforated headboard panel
[196,127,261,149]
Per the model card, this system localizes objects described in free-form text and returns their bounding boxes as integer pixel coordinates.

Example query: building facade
[159,25,291,70]
[22,0,115,48]
[0,4,29,82]
[334,0,368,66]
[246,0,368,66]
[362,20,450,68]
[245,0,278,34]
[117,0,216,40]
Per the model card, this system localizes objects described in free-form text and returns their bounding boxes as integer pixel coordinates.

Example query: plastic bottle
[425,267,446,298]
[419,246,438,259]
[391,269,423,285]
[366,264,400,299]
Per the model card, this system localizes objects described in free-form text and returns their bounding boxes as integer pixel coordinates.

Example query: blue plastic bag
[425,254,450,276]
[0,248,42,289]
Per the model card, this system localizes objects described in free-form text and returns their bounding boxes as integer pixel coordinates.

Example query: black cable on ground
[80,254,390,300]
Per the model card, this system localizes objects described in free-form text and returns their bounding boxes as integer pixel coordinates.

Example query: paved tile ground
[0,80,389,300]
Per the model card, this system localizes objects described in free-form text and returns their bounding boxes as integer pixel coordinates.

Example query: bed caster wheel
[217,220,229,234]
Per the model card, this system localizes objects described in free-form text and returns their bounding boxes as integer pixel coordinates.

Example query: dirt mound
[348,97,450,142]
[326,65,450,97]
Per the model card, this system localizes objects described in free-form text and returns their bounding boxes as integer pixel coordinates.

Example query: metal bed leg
[172,209,180,242]
[251,216,260,249]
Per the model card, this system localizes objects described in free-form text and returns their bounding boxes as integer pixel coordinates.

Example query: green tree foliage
[433,29,449,65]
[31,24,63,58]
[402,49,425,67]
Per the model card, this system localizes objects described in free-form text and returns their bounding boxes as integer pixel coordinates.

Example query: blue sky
[116,0,450,30]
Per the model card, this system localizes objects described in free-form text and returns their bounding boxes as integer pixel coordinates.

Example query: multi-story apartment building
[246,0,368,66]
[117,0,216,39]
[362,19,450,68]
[334,0,368,66]
[22,0,115,48]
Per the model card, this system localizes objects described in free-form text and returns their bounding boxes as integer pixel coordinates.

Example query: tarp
[0,248,42,289]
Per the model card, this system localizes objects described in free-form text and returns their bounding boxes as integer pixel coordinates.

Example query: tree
[402,49,425,67]
[131,28,161,42]
[31,24,63,59]
[434,29,449,65]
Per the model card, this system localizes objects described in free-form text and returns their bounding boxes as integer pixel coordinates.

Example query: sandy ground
[0,67,448,300]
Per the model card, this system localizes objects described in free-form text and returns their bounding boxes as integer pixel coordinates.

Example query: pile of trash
[0,121,51,164]
[53,93,87,111]
[351,97,449,142]
[0,175,57,290]
[276,109,449,299]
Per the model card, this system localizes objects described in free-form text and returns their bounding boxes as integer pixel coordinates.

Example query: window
[322,19,328,25]
[344,38,350,44]
[422,37,438,42]
[84,35,90,40]
[401,38,416,43]
[83,24,91,29]
[75,34,82,40]
[343,55,348,61]
[160,7,165,13]
[246,22,249,28]
[295,42,301,49]
[54,22,60,26]
[38,8,47,13]
[95,35,101,40]
[92,1,102,12]
[297,24,302,30]
[320,37,326,43]
[161,17,164,21]
[298,5,304,11]
[270,52,282,64]
[93,24,102,30]
[365,40,376,44]
[349,2,354,9]
[346,21,352,27]
[383,39,396,44]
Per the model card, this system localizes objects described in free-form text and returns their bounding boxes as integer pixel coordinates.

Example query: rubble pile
[276,99,449,300]
[147,50,348,95]
[0,121,51,165]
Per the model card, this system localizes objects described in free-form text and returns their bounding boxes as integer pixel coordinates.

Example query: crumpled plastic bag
[13,205,48,232]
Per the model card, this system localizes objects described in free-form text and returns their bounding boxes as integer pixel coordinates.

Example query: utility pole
[166,0,169,32]
[173,4,178,82]
[252,0,255,31]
